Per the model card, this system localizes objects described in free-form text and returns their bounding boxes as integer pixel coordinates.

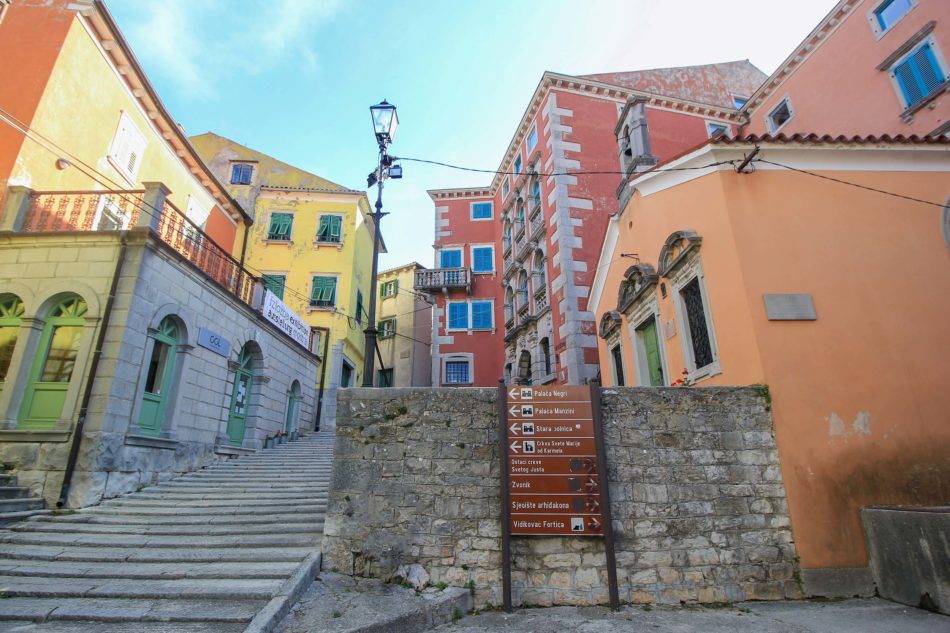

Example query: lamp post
[361,100,400,387]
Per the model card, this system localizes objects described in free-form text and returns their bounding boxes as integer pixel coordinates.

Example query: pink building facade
[742,0,950,137]
[419,63,765,387]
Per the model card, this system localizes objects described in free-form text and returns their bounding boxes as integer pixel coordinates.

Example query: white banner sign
[261,289,311,350]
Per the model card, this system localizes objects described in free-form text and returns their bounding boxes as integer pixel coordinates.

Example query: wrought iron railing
[24,190,144,232]
[157,200,257,305]
[515,225,528,251]
[503,250,515,275]
[530,210,545,236]
[414,267,472,291]
[21,190,258,307]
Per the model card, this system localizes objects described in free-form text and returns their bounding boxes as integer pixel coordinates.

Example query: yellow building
[376,263,432,387]
[191,133,379,428]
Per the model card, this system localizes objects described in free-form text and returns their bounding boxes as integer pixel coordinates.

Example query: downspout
[239,219,249,265]
[313,326,331,431]
[57,232,129,508]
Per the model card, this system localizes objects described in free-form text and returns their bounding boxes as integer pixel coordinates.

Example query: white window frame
[445,299,494,333]
[470,201,494,222]
[184,195,211,228]
[731,94,749,110]
[438,246,464,269]
[381,279,398,298]
[765,96,794,135]
[705,121,732,138]
[471,243,495,274]
[626,295,669,387]
[108,111,146,184]
[867,0,917,39]
[886,36,949,111]
[670,256,720,381]
[527,124,538,153]
[442,353,474,385]
[502,177,510,201]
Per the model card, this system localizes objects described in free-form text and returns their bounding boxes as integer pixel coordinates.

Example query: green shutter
[262,275,286,300]
[317,215,342,243]
[329,216,342,241]
[310,276,336,307]
[268,213,293,240]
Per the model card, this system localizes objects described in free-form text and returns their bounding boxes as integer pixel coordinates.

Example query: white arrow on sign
[509,405,520,418]
[509,441,521,453]
[510,422,522,435]
[508,388,519,399]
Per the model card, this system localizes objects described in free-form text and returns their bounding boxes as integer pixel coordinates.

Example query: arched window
[19,295,87,428]
[285,380,301,433]
[517,270,529,309]
[0,295,24,393]
[533,252,546,289]
[138,316,181,437]
[503,220,513,251]
[531,180,542,210]
[515,200,526,235]
[504,287,515,323]
[539,338,551,376]
[226,342,259,446]
[504,363,512,383]
[518,350,532,384]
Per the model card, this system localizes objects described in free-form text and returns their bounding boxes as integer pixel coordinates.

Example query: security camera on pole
[362,100,402,387]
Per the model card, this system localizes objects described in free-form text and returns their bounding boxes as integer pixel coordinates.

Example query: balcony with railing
[414,267,472,293]
[503,249,515,276]
[15,188,257,307]
[530,208,545,237]
[515,223,528,251]
[534,286,549,313]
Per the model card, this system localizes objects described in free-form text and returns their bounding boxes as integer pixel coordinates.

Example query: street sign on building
[498,381,619,611]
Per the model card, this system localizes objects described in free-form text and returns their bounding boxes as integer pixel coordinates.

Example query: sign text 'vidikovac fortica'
[261,289,310,350]
[505,385,606,536]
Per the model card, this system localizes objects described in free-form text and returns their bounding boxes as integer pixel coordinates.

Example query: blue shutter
[896,44,946,108]
[472,302,492,329]
[440,250,462,268]
[448,303,469,329]
[473,247,492,272]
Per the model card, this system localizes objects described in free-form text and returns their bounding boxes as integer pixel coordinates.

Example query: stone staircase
[0,432,334,632]
[0,466,50,527]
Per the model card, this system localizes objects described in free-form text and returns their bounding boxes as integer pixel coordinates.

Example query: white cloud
[113,0,344,99]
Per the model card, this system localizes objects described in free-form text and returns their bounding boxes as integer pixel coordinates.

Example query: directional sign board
[503,385,607,537]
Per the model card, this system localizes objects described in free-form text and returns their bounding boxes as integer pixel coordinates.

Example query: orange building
[741,0,950,137]
[589,134,950,597]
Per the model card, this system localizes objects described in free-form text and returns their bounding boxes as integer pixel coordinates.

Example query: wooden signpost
[498,379,619,612]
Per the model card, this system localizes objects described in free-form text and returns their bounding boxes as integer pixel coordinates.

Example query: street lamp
[361,100,400,387]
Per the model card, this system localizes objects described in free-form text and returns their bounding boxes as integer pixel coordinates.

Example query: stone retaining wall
[323,386,801,608]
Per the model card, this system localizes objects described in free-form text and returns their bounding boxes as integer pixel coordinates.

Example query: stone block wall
[323,386,801,608]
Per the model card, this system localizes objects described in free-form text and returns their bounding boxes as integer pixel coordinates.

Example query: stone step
[146,484,328,493]
[8,521,321,537]
[0,621,245,632]
[120,491,326,501]
[0,544,315,563]
[0,575,284,600]
[0,474,16,486]
[0,498,45,513]
[101,495,327,506]
[0,559,299,580]
[0,510,54,527]
[171,475,331,483]
[33,512,320,527]
[78,503,326,516]
[0,596,264,624]
[0,531,322,549]
[0,487,32,499]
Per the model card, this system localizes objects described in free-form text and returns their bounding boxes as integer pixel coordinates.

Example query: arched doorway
[226,343,257,446]
[285,380,301,433]
[19,295,87,428]
[517,350,532,385]
[138,316,181,436]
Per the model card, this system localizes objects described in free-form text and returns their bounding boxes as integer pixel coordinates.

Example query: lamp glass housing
[370,100,398,144]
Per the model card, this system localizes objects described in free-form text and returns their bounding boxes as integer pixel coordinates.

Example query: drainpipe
[313,326,331,432]
[239,220,249,265]
[57,233,129,508]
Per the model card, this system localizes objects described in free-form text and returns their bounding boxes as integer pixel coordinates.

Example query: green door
[639,318,665,387]
[19,296,88,429]
[138,317,179,436]
[226,344,255,446]
[284,380,300,432]
[0,295,25,396]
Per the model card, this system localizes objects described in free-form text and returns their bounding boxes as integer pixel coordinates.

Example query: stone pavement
[433,599,948,632]
[0,433,334,633]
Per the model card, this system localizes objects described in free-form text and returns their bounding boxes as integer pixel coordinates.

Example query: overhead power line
[394,155,739,178]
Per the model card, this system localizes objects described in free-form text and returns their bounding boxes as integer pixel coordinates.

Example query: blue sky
[108,0,834,269]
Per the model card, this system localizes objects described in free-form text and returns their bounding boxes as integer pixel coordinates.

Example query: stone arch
[0,283,36,318]
[617,263,659,313]
[598,311,622,340]
[234,330,270,377]
[517,349,533,383]
[658,230,702,277]
[148,303,194,347]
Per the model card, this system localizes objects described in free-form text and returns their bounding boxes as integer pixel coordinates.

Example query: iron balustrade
[530,210,545,236]
[413,267,472,291]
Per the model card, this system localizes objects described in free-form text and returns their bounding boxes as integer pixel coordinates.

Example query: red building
[418,62,765,386]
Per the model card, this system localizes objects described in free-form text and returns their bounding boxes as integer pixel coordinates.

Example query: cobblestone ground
[434,599,948,633]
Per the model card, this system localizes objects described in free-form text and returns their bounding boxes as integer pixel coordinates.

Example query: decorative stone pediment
[617,263,659,314]
[598,311,622,340]
[658,230,702,276]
